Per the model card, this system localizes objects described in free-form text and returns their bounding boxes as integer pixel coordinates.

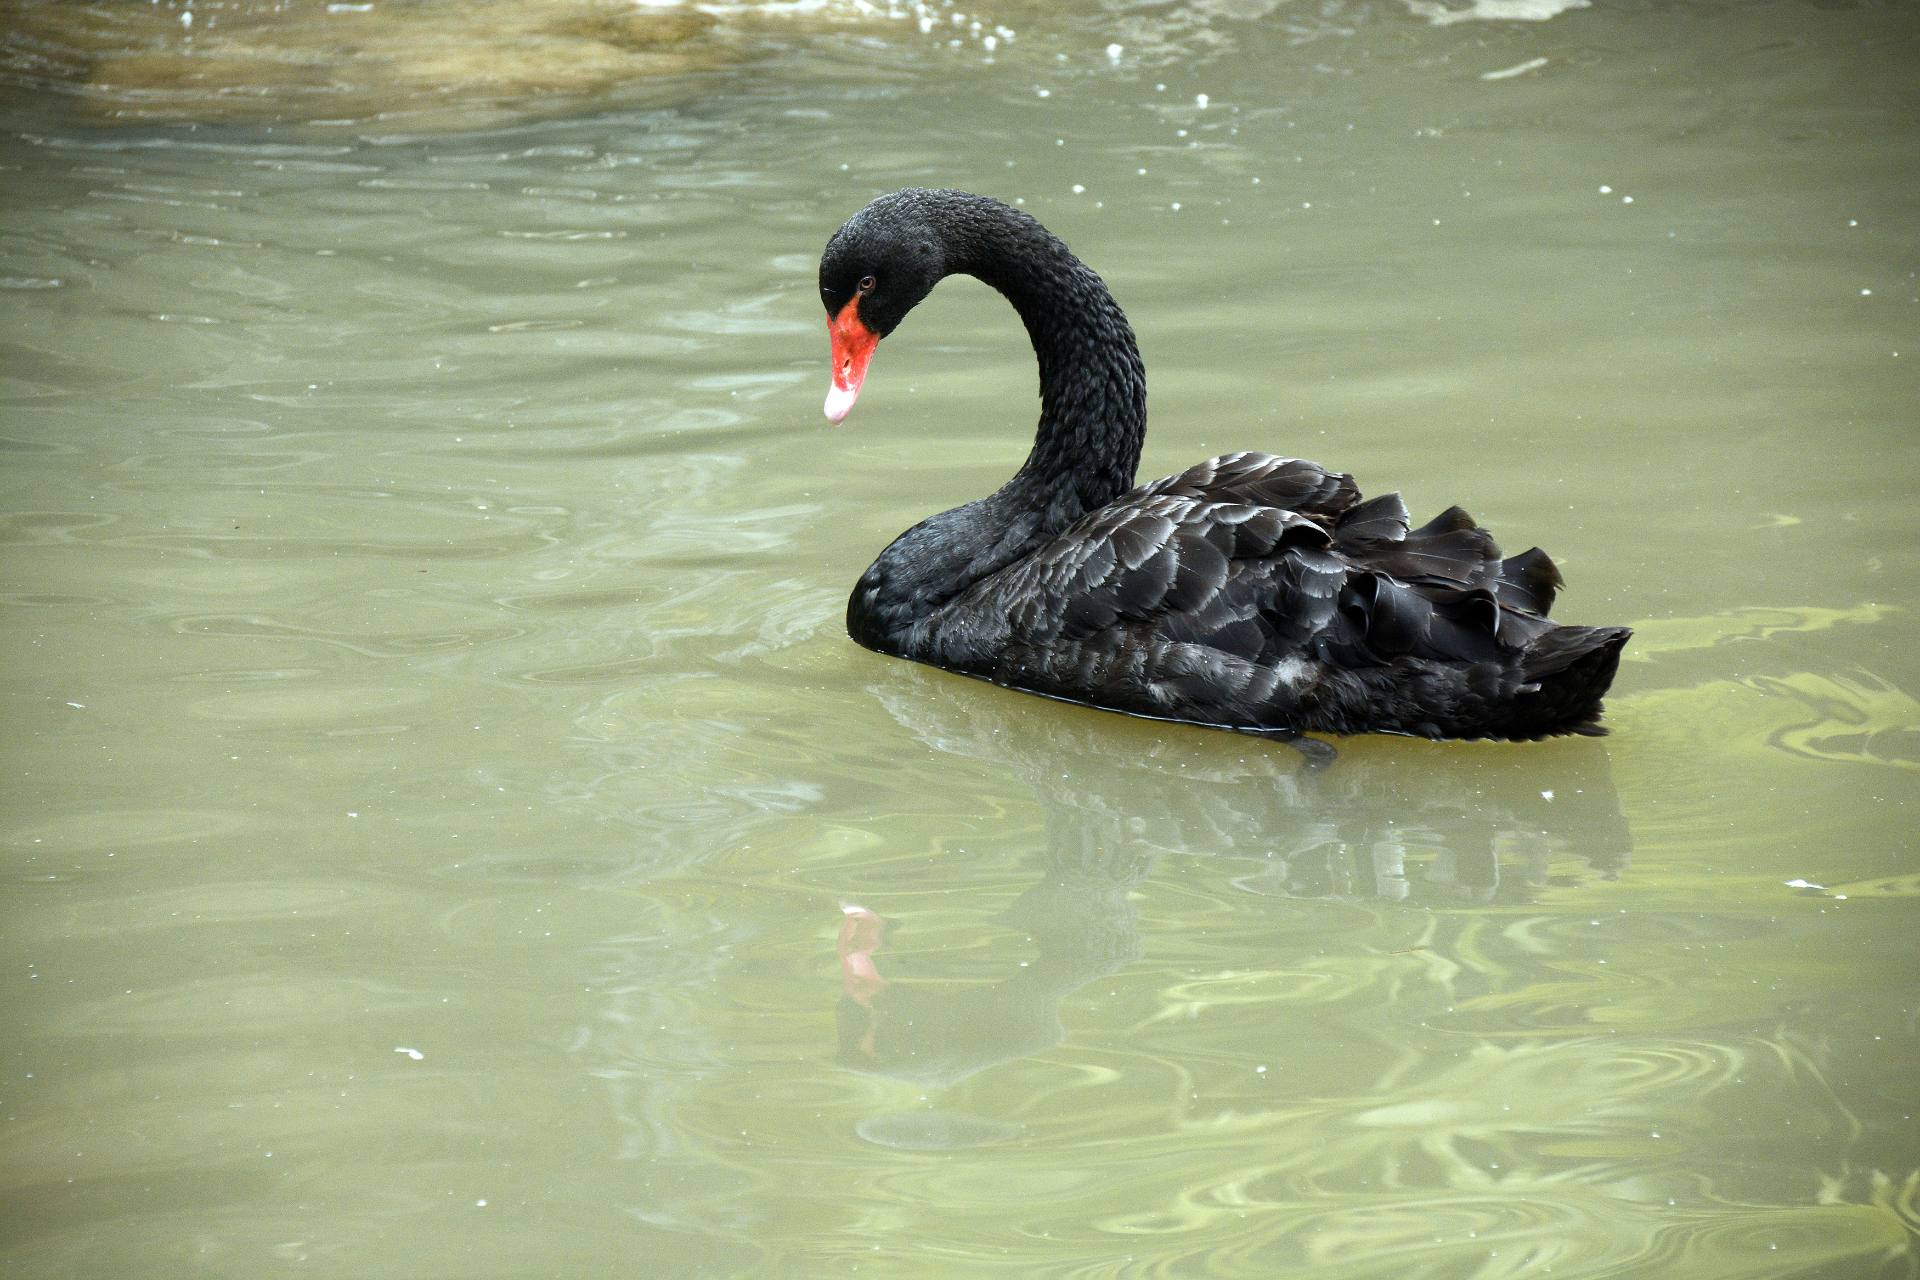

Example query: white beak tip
[823,383,858,424]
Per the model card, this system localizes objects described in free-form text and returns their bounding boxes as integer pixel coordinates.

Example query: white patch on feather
[1271,655,1312,690]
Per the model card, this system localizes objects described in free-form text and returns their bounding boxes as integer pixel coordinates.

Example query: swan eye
[857,275,876,294]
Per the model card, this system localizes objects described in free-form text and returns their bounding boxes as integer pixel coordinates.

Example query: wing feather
[936,451,1584,733]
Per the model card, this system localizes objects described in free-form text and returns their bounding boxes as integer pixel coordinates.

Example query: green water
[2,1,1917,1276]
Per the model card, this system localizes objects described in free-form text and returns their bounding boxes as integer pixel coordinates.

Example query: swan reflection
[835,667,1630,1088]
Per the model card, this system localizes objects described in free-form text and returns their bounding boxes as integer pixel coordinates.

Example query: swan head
[819,190,948,422]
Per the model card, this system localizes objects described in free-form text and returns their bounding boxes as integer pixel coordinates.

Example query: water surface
[2,1,1917,1276]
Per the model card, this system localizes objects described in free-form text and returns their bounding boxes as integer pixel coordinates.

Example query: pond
[2,1,1916,1275]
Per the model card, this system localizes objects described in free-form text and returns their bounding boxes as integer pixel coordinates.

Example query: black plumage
[819,189,1629,742]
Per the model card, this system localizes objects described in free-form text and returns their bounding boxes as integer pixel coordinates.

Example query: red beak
[824,296,878,424]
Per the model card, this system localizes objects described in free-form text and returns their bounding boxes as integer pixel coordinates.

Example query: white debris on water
[1403,0,1589,25]
[1480,57,1549,80]
[395,1047,424,1060]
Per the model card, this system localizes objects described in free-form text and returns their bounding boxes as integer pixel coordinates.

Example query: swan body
[819,189,1629,741]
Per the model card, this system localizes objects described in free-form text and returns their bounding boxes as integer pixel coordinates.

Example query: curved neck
[934,194,1147,513]
[847,193,1148,656]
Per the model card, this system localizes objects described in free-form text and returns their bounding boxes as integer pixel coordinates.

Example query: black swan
[818,188,1629,741]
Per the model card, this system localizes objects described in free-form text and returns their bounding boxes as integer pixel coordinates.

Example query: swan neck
[940,198,1147,513]
[846,193,1150,655]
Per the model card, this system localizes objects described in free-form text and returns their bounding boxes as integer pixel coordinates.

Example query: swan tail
[1510,624,1633,737]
